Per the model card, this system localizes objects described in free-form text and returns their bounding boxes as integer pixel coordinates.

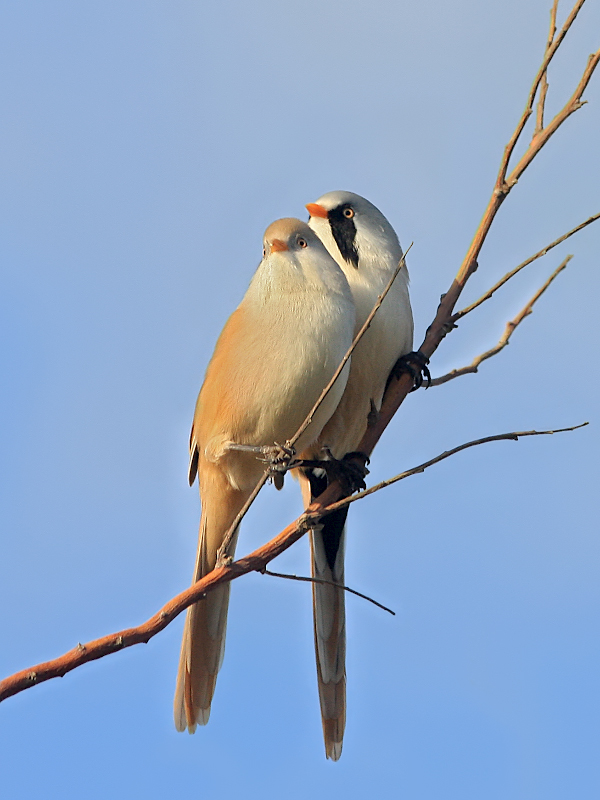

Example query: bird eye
[343,207,354,219]
[297,237,308,248]
[262,247,266,257]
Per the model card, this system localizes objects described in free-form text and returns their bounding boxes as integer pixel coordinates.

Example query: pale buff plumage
[174,218,355,732]
[301,191,414,760]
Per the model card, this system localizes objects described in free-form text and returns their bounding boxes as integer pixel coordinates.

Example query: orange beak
[305,203,328,219]
[269,238,288,253]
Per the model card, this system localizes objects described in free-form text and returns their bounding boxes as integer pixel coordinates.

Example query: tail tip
[174,706,211,733]
[326,740,343,761]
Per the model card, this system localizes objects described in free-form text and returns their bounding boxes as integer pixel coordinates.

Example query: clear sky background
[1,1,599,797]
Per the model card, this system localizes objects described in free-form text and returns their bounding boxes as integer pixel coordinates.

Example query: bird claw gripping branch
[298,448,369,496]
[261,443,297,490]
[389,350,431,391]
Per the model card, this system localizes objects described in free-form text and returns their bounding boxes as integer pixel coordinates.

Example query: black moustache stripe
[328,204,359,269]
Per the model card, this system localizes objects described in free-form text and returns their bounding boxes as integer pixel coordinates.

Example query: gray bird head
[257,217,353,300]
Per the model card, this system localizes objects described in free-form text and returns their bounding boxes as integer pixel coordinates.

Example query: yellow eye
[297,237,308,248]
[343,207,354,219]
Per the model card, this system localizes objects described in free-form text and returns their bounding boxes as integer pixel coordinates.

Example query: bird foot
[227,441,296,490]
[389,350,431,391]
[298,448,370,495]
[260,442,298,489]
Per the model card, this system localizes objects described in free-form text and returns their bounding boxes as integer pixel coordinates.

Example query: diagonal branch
[431,255,572,386]
[371,4,600,453]
[0,423,586,704]
[323,423,589,514]
[455,213,599,320]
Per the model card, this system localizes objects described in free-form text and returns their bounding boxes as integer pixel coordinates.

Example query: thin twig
[215,474,270,567]
[500,0,586,187]
[289,244,412,451]
[508,45,600,189]
[261,568,395,616]
[455,214,599,319]
[323,423,589,515]
[0,422,586,703]
[216,245,412,566]
[534,0,559,137]
[431,255,572,386]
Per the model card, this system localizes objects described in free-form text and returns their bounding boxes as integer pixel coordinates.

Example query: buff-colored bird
[174,218,356,732]
[301,191,414,760]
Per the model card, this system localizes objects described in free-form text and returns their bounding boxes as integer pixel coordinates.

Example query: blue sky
[1,1,599,797]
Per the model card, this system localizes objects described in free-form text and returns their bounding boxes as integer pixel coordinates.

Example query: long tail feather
[301,471,348,760]
[174,464,246,732]
[174,577,232,730]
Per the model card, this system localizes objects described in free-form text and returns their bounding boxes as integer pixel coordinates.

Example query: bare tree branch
[366,5,600,464]
[261,569,396,616]
[0,3,596,708]
[431,255,572,386]
[0,423,586,704]
[455,213,599,320]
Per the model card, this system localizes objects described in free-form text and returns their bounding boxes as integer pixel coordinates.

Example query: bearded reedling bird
[300,191,414,760]
[174,218,356,733]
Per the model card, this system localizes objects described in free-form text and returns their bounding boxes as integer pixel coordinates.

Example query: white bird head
[306,190,403,277]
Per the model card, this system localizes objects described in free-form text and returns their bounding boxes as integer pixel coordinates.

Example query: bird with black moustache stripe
[300,190,414,760]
